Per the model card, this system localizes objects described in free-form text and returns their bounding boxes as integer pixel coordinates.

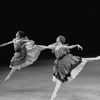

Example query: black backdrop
[0,3,99,65]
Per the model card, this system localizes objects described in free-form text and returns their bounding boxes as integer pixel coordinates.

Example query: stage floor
[0,59,100,100]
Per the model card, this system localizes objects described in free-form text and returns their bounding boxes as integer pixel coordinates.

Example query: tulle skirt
[10,47,41,69]
[53,54,87,83]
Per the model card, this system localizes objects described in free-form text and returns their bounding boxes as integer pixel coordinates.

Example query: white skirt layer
[14,46,41,69]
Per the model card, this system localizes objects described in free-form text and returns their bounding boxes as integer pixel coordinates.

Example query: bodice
[53,47,70,58]
[14,39,26,53]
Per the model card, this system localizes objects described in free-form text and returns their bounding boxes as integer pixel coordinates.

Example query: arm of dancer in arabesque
[0,38,29,48]
[47,43,57,49]
[63,44,83,50]
[35,45,49,50]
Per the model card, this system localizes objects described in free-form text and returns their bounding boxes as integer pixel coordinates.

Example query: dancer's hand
[77,44,83,50]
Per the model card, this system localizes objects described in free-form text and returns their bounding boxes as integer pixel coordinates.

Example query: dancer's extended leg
[51,77,61,100]
[4,66,17,82]
[5,64,26,82]
[83,56,100,62]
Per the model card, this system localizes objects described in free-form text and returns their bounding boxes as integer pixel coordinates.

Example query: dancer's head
[56,35,66,44]
[16,31,26,39]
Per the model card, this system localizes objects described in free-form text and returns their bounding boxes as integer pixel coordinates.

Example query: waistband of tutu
[57,54,66,60]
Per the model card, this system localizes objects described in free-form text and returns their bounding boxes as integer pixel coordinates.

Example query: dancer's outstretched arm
[47,43,57,49]
[0,40,13,48]
[63,44,83,50]
[0,37,29,48]
[35,45,49,51]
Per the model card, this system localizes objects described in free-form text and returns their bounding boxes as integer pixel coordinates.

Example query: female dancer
[0,31,48,82]
[47,35,100,100]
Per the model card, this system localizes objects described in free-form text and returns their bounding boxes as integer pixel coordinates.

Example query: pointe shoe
[4,76,10,82]
[51,93,57,100]
[96,56,100,60]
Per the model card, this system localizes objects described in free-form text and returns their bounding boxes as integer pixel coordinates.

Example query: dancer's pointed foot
[4,68,16,82]
[51,93,57,100]
[4,75,10,82]
[95,56,100,60]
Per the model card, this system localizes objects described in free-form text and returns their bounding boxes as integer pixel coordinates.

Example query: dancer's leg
[4,66,17,82]
[51,77,62,100]
[83,56,100,62]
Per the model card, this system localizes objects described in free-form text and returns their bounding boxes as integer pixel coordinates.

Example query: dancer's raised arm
[63,44,83,50]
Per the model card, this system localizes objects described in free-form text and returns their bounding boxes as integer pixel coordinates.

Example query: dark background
[0,2,100,65]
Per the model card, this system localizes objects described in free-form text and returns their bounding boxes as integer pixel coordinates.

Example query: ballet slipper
[51,93,57,100]
[95,56,100,60]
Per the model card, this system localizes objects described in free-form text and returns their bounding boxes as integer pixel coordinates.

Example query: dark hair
[17,31,26,38]
[58,35,66,44]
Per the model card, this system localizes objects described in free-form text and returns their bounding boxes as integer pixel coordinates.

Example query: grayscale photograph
[0,2,100,100]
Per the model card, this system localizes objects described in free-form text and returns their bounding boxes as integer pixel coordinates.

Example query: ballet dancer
[0,31,48,82]
[47,35,100,100]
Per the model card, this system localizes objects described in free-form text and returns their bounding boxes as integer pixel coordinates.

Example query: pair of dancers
[0,31,100,100]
